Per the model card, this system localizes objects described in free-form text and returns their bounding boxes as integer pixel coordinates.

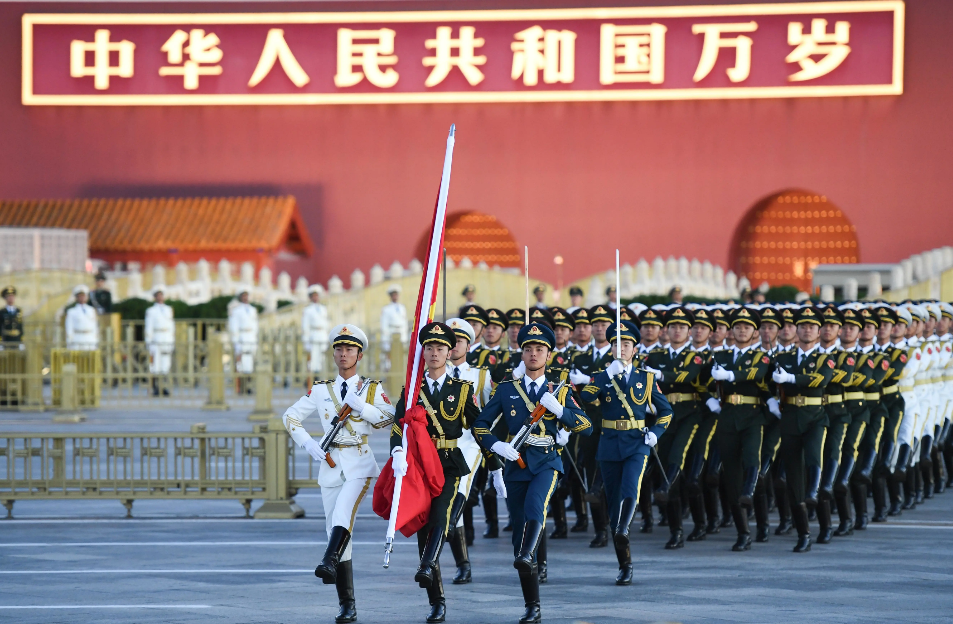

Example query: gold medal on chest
[511,408,517,417]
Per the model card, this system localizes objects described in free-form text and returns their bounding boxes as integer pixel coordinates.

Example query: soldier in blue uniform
[473,322,592,624]
[578,320,673,586]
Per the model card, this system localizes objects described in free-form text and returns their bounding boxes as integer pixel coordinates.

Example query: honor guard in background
[532,284,548,309]
[457,285,477,318]
[474,322,591,623]
[547,308,574,380]
[65,285,99,351]
[579,320,672,585]
[814,305,856,543]
[752,305,785,541]
[444,317,495,584]
[380,284,410,356]
[492,308,527,384]
[89,272,112,315]
[569,308,593,353]
[637,308,665,362]
[709,307,771,551]
[772,306,835,553]
[566,286,585,314]
[875,305,911,518]
[303,285,330,379]
[709,308,730,350]
[568,305,616,547]
[228,289,259,376]
[644,306,706,549]
[144,287,175,396]
[545,306,577,538]
[1,286,23,349]
[778,307,798,352]
[390,322,481,624]
[480,308,507,366]
[669,286,684,304]
[282,324,395,624]
[461,305,490,366]
[605,286,619,309]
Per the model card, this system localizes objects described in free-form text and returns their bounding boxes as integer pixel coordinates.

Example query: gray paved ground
[1,408,952,623]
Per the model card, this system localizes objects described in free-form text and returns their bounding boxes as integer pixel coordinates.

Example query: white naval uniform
[939,335,953,434]
[379,301,409,352]
[144,302,175,374]
[282,375,395,561]
[302,303,330,374]
[894,339,921,469]
[228,303,259,374]
[446,361,493,528]
[65,303,99,351]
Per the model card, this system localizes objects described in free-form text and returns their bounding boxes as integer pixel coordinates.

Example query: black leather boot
[718,482,734,528]
[819,457,839,502]
[894,444,911,481]
[415,527,446,588]
[914,464,924,504]
[835,455,856,495]
[901,469,917,510]
[731,504,751,552]
[447,527,471,585]
[425,564,446,623]
[872,476,889,521]
[315,526,351,584]
[590,492,610,547]
[463,502,475,546]
[879,439,896,475]
[550,492,568,539]
[792,502,812,553]
[704,481,721,534]
[482,488,499,538]
[851,482,868,530]
[738,466,759,508]
[654,464,680,505]
[570,474,589,532]
[921,438,934,498]
[805,466,823,508]
[514,520,544,576]
[638,492,654,534]
[614,497,638,549]
[665,499,684,550]
[816,500,833,544]
[855,445,878,486]
[686,493,707,541]
[614,531,633,586]
[685,452,706,495]
[536,532,548,584]
[334,560,357,623]
[517,568,541,624]
[753,481,770,542]
[833,491,853,536]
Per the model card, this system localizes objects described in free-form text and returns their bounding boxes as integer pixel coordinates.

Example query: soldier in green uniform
[546,306,577,539]
[461,305,490,367]
[643,305,706,549]
[772,306,836,553]
[814,305,856,544]
[0,286,23,349]
[873,305,911,519]
[567,305,616,547]
[89,272,112,315]
[390,322,482,624]
[752,305,783,542]
[480,308,508,367]
[709,307,771,551]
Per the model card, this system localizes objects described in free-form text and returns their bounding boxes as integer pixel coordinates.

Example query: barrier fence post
[253,416,305,519]
[203,333,228,411]
[54,363,85,423]
[249,356,273,422]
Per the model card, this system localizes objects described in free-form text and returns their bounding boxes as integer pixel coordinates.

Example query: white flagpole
[525,246,530,323]
[616,250,622,360]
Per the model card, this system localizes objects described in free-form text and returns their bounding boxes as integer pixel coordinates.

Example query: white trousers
[149,345,173,374]
[307,350,324,374]
[322,477,374,562]
[235,347,256,374]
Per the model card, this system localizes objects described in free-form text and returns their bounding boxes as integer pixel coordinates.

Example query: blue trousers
[504,469,559,553]
[600,454,649,533]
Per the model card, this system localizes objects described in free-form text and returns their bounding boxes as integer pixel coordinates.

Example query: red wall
[2,1,952,287]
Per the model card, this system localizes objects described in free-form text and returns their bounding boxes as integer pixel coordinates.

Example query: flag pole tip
[449,124,456,137]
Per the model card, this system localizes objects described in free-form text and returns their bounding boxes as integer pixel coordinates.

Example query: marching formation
[281,293,953,624]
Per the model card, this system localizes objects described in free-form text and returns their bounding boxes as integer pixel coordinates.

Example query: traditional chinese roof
[0,196,313,256]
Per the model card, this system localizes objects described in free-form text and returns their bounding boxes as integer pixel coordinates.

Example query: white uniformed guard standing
[379,284,409,354]
[444,317,500,585]
[228,289,259,375]
[144,286,175,396]
[302,285,330,378]
[281,324,395,624]
[65,285,99,351]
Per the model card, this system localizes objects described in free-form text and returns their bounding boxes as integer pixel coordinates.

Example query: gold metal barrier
[0,417,314,519]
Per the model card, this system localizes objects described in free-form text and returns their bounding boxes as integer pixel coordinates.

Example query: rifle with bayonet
[320,378,368,468]
[511,379,568,469]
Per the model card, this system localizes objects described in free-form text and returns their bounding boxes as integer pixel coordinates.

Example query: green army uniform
[645,305,707,549]
[710,307,772,551]
[461,305,490,368]
[750,306,783,542]
[774,307,836,553]
[0,303,23,347]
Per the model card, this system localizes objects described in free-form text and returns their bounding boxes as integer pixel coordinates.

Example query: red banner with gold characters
[22,2,904,106]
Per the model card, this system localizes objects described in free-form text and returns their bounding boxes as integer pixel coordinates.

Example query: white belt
[524,435,554,447]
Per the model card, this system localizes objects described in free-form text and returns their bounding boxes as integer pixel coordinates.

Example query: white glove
[512,361,526,379]
[303,437,326,462]
[643,431,658,447]
[343,392,366,415]
[491,441,520,462]
[540,392,564,417]
[606,360,625,378]
[18,343,25,351]
[569,369,591,385]
[556,428,570,446]
[711,364,734,382]
[772,368,796,384]
[706,397,722,414]
[491,469,507,498]
[643,365,661,376]
[767,397,782,418]
[391,447,408,477]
